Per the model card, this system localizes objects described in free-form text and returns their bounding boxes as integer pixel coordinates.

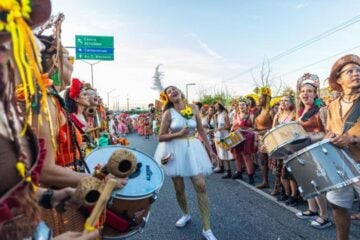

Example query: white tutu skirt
[154,138,213,177]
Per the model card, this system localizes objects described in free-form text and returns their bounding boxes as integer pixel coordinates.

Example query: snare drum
[86,145,164,239]
[285,139,360,200]
[263,121,310,158]
[217,130,245,151]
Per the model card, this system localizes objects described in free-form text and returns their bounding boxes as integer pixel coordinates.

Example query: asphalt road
[116,133,360,240]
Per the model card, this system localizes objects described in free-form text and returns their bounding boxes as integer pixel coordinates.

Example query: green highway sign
[76,53,114,61]
[75,35,114,61]
[76,35,113,48]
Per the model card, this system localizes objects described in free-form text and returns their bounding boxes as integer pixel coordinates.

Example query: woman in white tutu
[154,86,218,240]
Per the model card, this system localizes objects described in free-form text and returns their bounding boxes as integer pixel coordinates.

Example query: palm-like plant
[151,64,164,91]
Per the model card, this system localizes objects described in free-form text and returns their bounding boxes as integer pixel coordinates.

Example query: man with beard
[326,54,360,240]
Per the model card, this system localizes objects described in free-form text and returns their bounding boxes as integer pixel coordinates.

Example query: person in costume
[37,30,89,183]
[325,55,360,239]
[229,97,256,184]
[0,1,98,239]
[107,110,118,144]
[206,105,219,168]
[64,78,97,150]
[83,83,101,141]
[154,86,218,240]
[253,86,273,189]
[213,101,234,179]
[293,73,331,227]
[97,97,108,132]
[36,16,128,235]
[271,95,298,206]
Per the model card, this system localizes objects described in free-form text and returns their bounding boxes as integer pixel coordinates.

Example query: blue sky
[51,0,360,109]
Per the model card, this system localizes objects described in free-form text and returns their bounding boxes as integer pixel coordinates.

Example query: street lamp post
[106,89,116,110]
[186,83,196,101]
[81,60,101,87]
[113,94,121,111]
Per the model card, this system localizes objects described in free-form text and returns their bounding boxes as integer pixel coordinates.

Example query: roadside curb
[235,179,300,214]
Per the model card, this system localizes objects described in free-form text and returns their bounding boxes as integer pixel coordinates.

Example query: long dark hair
[215,101,228,113]
[162,85,186,112]
[64,88,78,114]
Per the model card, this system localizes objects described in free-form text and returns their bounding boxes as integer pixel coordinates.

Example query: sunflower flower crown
[282,89,296,98]
[180,105,193,120]
[159,91,168,105]
[254,86,272,96]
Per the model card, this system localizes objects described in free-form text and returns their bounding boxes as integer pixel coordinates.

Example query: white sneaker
[202,229,217,240]
[175,214,191,227]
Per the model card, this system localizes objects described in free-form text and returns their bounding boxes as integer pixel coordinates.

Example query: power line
[271,44,360,81]
[270,14,360,62]
[202,13,360,91]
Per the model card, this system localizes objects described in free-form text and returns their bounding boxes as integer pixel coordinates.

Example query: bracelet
[39,189,54,209]
[351,135,358,145]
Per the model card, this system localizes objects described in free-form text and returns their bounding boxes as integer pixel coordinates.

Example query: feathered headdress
[296,73,320,92]
[296,73,322,112]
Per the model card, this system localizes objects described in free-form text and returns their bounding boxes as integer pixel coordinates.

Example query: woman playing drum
[271,96,298,205]
[230,97,256,184]
[294,73,332,229]
[213,101,234,179]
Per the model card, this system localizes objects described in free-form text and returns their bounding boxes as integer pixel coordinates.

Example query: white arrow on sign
[77,38,83,44]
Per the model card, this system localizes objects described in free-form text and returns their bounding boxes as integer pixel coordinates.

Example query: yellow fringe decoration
[1,0,48,135]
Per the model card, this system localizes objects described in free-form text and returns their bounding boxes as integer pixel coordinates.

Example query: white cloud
[187,33,225,61]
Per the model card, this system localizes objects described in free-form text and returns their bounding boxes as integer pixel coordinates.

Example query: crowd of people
[154,56,360,240]
[0,1,129,239]
[1,1,360,240]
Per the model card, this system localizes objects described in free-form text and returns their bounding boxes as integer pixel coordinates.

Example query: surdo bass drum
[85,145,164,239]
[263,121,310,158]
[285,139,360,200]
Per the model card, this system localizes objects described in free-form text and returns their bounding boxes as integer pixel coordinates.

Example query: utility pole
[106,89,116,110]
[81,60,101,87]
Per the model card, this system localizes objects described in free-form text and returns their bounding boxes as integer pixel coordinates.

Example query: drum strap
[343,98,360,133]
[300,106,319,122]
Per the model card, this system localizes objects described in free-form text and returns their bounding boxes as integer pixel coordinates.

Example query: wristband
[351,135,358,145]
[39,189,54,209]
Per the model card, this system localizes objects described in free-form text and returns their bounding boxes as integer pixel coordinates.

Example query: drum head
[86,145,164,199]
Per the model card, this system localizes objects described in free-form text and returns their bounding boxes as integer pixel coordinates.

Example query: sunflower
[180,105,193,119]
[260,87,271,96]
[159,91,169,105]
[254,86,272,96]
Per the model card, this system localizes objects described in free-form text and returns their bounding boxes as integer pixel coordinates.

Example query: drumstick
[83,178,117,234]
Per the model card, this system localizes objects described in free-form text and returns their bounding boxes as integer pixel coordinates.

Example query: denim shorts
[326,181,360,209]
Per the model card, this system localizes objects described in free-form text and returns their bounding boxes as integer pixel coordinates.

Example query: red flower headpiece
[69,78,83,100]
